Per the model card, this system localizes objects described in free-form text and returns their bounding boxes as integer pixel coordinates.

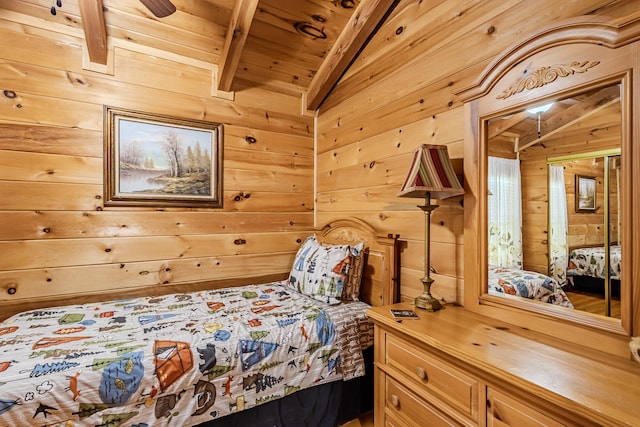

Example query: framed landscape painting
[104,106,223,207]
[575,174,596,213]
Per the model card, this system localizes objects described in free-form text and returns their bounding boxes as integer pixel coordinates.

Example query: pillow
[288,235,354,305]
[342,242,365,302]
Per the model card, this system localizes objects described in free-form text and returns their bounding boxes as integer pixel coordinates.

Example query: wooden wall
[315,0,636,304]
[519,157,611,274]
[518,104,621,274]
[1,0,637,316]
[0,12,314,317]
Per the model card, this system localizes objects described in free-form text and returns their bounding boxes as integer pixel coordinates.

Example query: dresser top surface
[368,303,640,426]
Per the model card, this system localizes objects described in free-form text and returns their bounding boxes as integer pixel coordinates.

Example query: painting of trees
[105,106,223,207]
[164,131,184,178]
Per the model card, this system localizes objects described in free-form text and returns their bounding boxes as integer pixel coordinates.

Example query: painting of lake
[104,106,223,208]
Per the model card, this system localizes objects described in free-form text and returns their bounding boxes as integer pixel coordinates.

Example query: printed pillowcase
[341,242,365,302]
[288,235,363,305]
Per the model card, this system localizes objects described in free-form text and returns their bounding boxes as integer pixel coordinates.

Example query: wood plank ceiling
[487,84,621,158]
[2,0,397,111]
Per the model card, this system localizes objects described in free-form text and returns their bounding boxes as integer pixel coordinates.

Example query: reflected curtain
[548,165,568,286]
[487,156,523,269]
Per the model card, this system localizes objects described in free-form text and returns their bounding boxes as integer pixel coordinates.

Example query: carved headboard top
[317,218,398,307]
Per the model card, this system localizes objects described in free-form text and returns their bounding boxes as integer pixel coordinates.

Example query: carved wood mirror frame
[456,14,640,357]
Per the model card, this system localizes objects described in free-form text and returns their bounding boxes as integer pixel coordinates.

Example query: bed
[0,218,397,427]
[488,266,574,308]
[567,245,621,281]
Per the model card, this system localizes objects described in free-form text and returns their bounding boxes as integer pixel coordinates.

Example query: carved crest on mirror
[496,60,601,99]
[455,14,640,357]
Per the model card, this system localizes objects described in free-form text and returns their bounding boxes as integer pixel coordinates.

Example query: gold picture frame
[575,174,596,213]
[104,106,223,208]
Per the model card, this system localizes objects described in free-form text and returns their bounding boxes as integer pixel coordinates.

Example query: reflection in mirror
[486,83,622,319]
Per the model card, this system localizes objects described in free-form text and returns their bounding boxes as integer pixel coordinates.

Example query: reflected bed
[488,266,574,308]
[567,245,621,281]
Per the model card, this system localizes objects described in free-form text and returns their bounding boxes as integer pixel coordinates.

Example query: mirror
[455,15,640,353]
[486,83,622,319]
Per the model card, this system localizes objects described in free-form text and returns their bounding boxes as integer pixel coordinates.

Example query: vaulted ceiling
[2,0,397,110]
[487,84,622,159]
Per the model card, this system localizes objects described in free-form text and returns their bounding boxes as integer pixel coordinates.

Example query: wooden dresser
[368,303,640,427]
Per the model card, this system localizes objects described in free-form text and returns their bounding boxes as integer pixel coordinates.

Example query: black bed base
[568,275,620,298]
[196,347,374,427]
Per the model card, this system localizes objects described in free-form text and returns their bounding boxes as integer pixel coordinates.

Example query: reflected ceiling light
[527,102,554,139]
[526,103,553,115]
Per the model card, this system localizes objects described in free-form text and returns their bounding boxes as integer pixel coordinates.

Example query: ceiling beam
[217,0,259,92]
[305,0,398,111]
[78,0,108,65]
[487,111,529,140]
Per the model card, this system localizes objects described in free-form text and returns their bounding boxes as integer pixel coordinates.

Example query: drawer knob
[390,394,399,407]
[416,367,427,380]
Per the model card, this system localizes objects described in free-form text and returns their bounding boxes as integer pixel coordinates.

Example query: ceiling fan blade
[139,0,176,18]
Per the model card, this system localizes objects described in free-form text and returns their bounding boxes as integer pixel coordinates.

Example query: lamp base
[415,293,442,312]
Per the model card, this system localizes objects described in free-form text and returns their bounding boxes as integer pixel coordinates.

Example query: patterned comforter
[0,281,373,427]
[567,245,621,280]
[488,266,574,308]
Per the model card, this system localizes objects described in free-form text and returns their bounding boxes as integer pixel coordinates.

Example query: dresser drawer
[487,388,566,427]
[385,375,457,427]
[384,410,409,427]
[386,333,479,421]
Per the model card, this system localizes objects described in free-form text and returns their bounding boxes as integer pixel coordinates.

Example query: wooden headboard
[316,217,399,307]
[0,218,398,320]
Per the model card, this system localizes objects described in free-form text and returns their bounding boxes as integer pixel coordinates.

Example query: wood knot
[234,192,250,201]
[294,22,327,39]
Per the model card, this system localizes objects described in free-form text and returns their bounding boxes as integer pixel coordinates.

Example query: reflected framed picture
[575,174,596,213]
[104,106,223,208]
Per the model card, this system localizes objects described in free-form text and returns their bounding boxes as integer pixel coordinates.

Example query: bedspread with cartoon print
[0,281,373,427]
[567,245,621,280]
[488,266,574,308]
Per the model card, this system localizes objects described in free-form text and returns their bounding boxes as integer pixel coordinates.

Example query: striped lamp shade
[398,144,464,199]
